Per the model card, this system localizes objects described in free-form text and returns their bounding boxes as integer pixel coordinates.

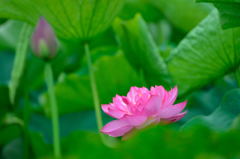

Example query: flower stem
[84,43,119,148]
[84,43,103,130]
[45,63,61,159]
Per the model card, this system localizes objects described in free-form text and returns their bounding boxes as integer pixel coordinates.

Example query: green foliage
[1,138,23,159]
[0,20,23,50]
[29,125,240,159]
[0,126,21,147]
[198,0,240,29]
[0,0,125,39]
[119,0,163,22]
[150,0,213,32]
[182,89,240,131]
[0,85,11,125]
[168,10,240,95]
[0,52,14,85]
[8,23,33,104]
[236,67,240,86]
[114,15,171,87]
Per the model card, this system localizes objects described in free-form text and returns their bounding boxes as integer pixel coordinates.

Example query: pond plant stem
[84,43,106,141]
[45,63,61,159]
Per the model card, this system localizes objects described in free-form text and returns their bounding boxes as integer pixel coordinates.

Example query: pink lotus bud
[31,17,58,60]
[101,86,187,138]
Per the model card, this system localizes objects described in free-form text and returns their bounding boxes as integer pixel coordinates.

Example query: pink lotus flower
[101,86,187,137]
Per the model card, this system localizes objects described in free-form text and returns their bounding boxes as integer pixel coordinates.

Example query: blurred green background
[0,0,240,158]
